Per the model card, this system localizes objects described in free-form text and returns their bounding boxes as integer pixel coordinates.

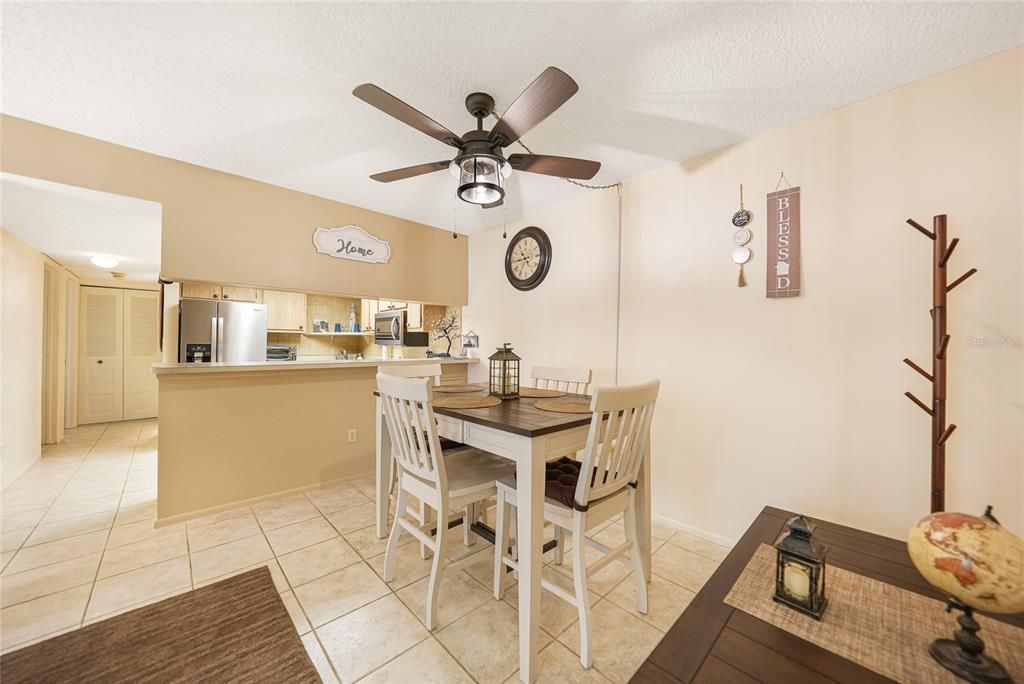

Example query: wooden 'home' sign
[766,187,801,298]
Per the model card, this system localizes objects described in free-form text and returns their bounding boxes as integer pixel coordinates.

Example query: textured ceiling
[1,174,162,282]
[2,3,1021,234]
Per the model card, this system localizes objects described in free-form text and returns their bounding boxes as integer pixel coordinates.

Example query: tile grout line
[0,423,116,651]
[79,425,142,627]
[0,433,154,582]
[0,436,100,568]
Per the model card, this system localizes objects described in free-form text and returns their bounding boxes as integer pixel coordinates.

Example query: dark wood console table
[632,506,1024,683]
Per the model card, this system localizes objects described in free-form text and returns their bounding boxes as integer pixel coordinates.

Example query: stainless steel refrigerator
[178,298,268,363]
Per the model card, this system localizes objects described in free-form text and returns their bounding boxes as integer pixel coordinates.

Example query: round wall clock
[505,226,552,291]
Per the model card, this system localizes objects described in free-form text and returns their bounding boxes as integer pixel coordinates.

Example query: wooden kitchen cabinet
[262,289,306,331]
[180,282,222,299]
[360,299,380,331]
[406,303,423,330]
[221,285,261,302]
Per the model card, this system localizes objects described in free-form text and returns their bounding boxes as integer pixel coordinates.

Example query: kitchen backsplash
[270,302,462,359]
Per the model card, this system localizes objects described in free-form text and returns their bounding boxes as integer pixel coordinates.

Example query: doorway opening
[0,173,163,443]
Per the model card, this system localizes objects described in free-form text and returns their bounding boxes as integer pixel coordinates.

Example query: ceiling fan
[353,66,600,209]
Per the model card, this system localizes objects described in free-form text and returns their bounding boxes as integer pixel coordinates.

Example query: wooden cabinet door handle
[97,359,103,364]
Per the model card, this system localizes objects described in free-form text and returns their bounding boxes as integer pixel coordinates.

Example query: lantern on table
[773,515,828,620]
[488,344,520,399]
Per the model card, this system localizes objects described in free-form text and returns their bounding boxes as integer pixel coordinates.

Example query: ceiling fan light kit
[354,67,600,208]
[450,153,511,206]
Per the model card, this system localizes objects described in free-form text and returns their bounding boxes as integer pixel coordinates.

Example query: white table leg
[636,427,652,581]
[516,440,544,683]
[375,396,391,539]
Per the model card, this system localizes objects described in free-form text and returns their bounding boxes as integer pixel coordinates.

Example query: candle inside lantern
[783,562,811,600]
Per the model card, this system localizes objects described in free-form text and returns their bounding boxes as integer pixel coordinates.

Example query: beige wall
[0,115,468,306]
[1,228,44,488]
[466,47,1023,542]
[464,188,622,388]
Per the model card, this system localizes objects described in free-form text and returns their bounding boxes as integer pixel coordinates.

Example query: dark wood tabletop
[632,506,1024,684]
[375,387,594,438]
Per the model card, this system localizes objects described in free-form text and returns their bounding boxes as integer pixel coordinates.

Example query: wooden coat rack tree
[903,214,977,513]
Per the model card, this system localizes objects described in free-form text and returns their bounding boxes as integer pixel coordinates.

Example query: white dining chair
[531,366,593,395]
[378,363,468,556]
[531,365,593,563]
[380,362,443,383]
[492,379,660,668]
[377,373,514,629]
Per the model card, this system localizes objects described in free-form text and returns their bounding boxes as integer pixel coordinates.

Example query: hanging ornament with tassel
[731,184,753,287]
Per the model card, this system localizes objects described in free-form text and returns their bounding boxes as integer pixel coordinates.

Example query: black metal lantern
[488,343,520,399]
[773,515,828,620]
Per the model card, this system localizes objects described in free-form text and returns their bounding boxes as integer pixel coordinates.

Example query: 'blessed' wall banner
[766,186,801,298]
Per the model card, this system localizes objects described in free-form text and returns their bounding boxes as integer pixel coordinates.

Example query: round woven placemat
[519,387,567,398]
[533,397,592,414]
[433,395,502,409]
[432,384,487,394]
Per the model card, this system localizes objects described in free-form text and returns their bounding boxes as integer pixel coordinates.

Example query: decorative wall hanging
[731,184,753,287]
[732,184,752,227]
[766,175,801,298]
[732,246,751,287]
[902,213,978,513]
[312,225,391,264]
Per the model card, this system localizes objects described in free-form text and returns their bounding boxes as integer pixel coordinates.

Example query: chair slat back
[376,373,446,487]
[532,366,593,395]
[574,380,660,507]
[380,362,444,385]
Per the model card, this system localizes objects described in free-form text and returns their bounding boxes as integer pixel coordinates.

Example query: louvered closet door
[79,287,124,424]
[123,290,160,420]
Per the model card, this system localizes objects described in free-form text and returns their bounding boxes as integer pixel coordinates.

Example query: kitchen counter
[151,356,476,376]
[153,355,475,525]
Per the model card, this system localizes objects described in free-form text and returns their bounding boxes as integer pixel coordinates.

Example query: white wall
[465,47,1023,542]
[1,228,44,488]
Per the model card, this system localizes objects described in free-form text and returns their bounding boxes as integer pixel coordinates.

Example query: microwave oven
[374,309,406,346]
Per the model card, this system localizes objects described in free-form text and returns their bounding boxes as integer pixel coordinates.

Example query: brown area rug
[0,567,319,684]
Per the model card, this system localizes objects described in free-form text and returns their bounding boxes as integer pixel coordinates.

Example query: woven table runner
[533,397,592,414]
[724,544,1024,682]
[433,395,501,409]
[519,387,568,398]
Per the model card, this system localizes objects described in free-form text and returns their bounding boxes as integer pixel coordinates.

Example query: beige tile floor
[0,420,730,683]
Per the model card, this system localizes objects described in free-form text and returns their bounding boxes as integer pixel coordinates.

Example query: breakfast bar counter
[152,357,476,524]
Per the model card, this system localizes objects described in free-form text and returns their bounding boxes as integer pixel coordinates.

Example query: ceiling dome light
[451,155,510,206]
[90,255,119,268]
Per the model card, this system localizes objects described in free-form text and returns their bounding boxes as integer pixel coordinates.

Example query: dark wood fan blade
[490,67,578,146]
[353,84,463,148]
[508,154,600,180]
[482,198,504,209]
[370,160,451,183]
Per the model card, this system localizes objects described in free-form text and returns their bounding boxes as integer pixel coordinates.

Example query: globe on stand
[907,506,1024,684]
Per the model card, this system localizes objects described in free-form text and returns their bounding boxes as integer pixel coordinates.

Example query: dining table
[374,384,653,683]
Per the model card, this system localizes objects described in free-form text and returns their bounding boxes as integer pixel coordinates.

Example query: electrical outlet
[347,429,357,443]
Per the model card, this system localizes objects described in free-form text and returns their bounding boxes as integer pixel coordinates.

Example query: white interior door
[123,289,160,420]
[79,287,124,424]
